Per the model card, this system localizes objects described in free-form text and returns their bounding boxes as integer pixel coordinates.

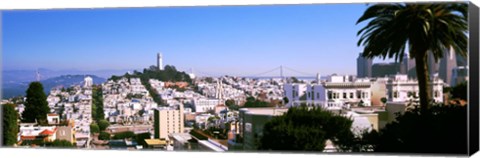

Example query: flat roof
[240,107,288,116]
[169,133,191,144]
[198,140,226,152]
[144,139,167,145]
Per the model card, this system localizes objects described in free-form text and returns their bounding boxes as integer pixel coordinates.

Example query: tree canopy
[22,82,50,123]
[98,119,110,131]
[90,123,100,134]
[364,104,467,154]
[258,106,355,151]
[244,96,269,108]
[2,104,19,146]
[98,131,111,140]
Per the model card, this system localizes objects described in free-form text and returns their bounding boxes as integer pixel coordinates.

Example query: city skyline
[3,4,397,77]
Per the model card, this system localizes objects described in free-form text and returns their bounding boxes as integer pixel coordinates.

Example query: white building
[193,98,220,113]
[283,83,307,107]
[386,74,444,103]
[300,75,372,109]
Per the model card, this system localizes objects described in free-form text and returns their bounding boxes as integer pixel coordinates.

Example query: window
[317,93,320,99]
[393,91,398,98]
[434,91,439,97]
[350,93,354,99]
[328,91,332,99]
[343,93,347,99]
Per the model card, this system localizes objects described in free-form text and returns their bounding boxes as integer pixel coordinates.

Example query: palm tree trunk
[414,51,432,113]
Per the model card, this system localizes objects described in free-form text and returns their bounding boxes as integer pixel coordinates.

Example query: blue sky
[2,4,393,77]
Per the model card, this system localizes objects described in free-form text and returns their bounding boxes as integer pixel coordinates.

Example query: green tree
[225,99,235,107]
[357,3,468,112]
[98,131,111,140]
[112,131,136,139]
[92,86,105,121]
[366,104,466,154]
[98,119,110,131]
[90,123,100,134]
[258,106,354,151]
[381,97,388,106]
[2,104,19,146]
[283,97,289,105]
[225,99,239,111]
[22,82,50,123]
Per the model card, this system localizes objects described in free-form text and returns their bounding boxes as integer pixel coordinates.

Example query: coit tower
[157,53,164,70]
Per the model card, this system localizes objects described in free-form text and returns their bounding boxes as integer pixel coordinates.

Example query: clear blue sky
[3,4,392,77]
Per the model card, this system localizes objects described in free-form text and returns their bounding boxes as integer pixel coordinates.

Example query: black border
[468,1,479,156]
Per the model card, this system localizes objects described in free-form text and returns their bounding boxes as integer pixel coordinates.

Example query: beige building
[56,126,76,144]
[154,104,185,139]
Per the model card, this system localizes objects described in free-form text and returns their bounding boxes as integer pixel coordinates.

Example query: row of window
[327,91,369,99]
[391,90,440,98]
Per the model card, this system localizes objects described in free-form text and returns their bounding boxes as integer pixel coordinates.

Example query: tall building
[371,62,401,77]
[438,47,458,86]
[400,53,415,75]
[153,105,184,139]
[157,53,164,70]
[357,53,373,78]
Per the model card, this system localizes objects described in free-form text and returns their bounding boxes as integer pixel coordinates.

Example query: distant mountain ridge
[2,68,133,83]
[2,74,106,99]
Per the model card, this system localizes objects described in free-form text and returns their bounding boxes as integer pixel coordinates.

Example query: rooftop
[240,107,288,116]
[144,139,167,146]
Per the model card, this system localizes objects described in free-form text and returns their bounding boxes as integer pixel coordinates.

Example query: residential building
[47,113,60,125]
[283,83,307,107]
[18,123,58,143]
[287,75,373,109]
[385,74,444,103]
[56,126,76,144]
[193,98,220,113]
[153,104,185,139]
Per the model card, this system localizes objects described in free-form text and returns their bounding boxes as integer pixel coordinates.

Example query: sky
[2,4,394,77]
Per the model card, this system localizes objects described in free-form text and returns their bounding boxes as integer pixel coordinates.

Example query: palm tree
[356,3,468,112]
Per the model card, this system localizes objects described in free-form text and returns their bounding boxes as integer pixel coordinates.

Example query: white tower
[157,53,164,70]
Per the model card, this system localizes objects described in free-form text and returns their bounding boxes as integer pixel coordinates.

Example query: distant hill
[2,75,106,99]
[2,68,132,84]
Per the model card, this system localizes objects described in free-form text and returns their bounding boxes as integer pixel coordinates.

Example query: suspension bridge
[178,65,317,79]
